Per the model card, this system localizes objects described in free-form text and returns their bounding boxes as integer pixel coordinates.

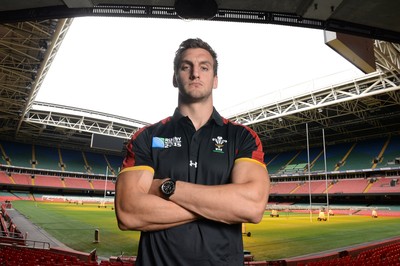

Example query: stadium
[1,1,400,265]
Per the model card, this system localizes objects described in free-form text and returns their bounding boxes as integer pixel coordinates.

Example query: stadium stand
[84,152,108,175]
[10,174,32,186]
[1,203,131,266]
[34,145,62,171]
[290,180,330,194]
[0,192,20,202]
[3,138,400,176]
[0,172,12,185]
[321,142,354,172]
[266,150,300,174]
[289,148,321,170]
[33,175,64,188]
[338,138,386,171]
[90,179,115,191]
[265,137,400,175]
[60,148,90,173]
[269,177,399,196]
[293,238,400,266]
[9,192,32,201]
[382,135,400,167]
[366,177,400,193]
[0,141,33,168]
[269,182,299,194]
[0,245,99,266]
[326,178,369,194]
[1,138,399,204]
[63,177,92,189]
[281,163,308,174]
[105,155,123,175]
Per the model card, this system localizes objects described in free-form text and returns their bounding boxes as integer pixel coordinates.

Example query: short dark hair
[173,38,218,75]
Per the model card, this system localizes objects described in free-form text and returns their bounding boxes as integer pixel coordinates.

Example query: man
[115,38,270,265]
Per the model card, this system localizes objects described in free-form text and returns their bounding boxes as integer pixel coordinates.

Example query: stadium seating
[33,175,64,188]
[0,245,99,266]
[281,163,308,174]
[84,152,108,175]
[312,142,353,172]
[63,177,92,189]
[0,141,32,168]
[2,137,399,176]
[0,192,21,202]
[295,240,400,266]
[327,178,368,194]
[380,135,400,167]
[105,155,122,175]
[269,182,299,194]
[8,192,32,201]
[289,148,321,171]
[0,172,12,184]
[34,145,61,171]
[59,149,90,173]
[90,179,115,191]
[268,177,400,196]
[264,136,400,174]
[265,150,299,174]
[339,138,386,171]
[290,180,329,194]
[9,174,32,186]
[0,238,135,266]
[366,177,400,193]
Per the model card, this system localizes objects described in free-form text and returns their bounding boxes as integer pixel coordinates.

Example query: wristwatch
[160,179,176,198]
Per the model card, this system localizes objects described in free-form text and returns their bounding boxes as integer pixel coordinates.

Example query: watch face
[161,180,175,196]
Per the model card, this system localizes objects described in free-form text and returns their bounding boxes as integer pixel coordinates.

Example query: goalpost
[98,166,109,208]
[306,124,330,222]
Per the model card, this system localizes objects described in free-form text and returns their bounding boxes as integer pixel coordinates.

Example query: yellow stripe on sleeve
[119,165,155,175]
[235,157,266,168]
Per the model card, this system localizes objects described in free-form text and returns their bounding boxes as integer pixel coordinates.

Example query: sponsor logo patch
[152,137,182,148]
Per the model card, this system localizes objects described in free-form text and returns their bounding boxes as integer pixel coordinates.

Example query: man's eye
[201,66,209,71]
[181,65,190,71]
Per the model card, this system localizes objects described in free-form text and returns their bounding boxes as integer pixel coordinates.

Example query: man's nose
[190,66,200,79]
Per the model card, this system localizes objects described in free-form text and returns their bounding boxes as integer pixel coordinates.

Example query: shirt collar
[172,107,224,126]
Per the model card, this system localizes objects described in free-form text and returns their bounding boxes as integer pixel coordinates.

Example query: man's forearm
[117,192,199,231]
[169,180,267,224]
[116,174,201,232]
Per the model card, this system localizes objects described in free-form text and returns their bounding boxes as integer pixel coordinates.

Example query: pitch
[11,201,400,261]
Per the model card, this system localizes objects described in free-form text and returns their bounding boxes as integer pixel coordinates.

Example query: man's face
[174,48,218,103]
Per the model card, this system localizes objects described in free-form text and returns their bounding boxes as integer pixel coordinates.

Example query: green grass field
[11,201,400,261]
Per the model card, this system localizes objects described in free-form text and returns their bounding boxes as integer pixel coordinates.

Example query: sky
[36,16,364,123]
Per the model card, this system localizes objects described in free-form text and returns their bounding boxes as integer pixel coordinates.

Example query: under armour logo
[189,160,198,168]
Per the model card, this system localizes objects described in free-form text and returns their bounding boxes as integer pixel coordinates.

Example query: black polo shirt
[121,108,265,266]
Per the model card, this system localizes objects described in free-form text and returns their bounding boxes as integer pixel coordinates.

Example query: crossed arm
[115,160,270,232]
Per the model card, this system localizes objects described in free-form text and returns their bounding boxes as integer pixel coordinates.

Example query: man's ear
[213,75,218,90]
[172,74,178,88]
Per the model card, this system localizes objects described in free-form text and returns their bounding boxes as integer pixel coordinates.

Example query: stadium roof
[0,1,399,153]
[1,1,400,43]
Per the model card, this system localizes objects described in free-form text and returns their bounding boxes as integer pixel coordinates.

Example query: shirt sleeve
[120,126,155,173]
[235,125,265,166]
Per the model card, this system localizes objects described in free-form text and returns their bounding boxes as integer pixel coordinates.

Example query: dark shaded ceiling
[0,0,400,42]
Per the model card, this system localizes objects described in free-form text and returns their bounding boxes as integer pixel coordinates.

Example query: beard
[178,85,213,104]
